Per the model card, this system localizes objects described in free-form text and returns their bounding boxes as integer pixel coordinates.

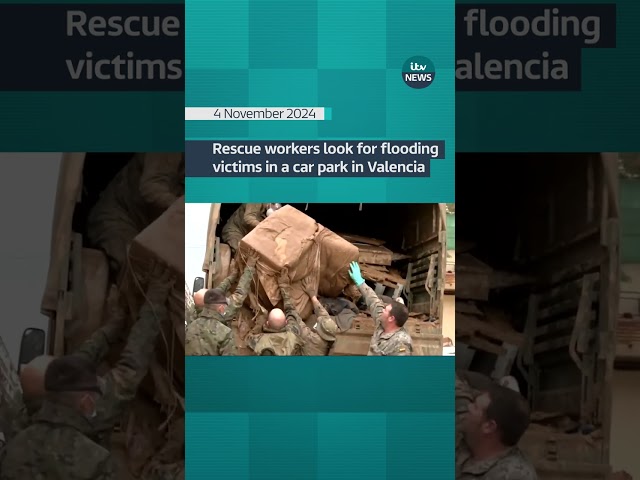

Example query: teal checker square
[318,0,387,70]
[317,413,387,479]
[248,0,318,69]
[318,70,387,138]
[248,69,319,139]
[385,0,453,70]
[186,0,249,70]
[386,413,455,478]
[186,412,250,480]
[249,414,318,479]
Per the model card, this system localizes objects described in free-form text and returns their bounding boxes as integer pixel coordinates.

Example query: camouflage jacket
[219,265,255,324]
[185,308,237,356]
[222,204,267,238]
[245,287,305,356]
[456,443,537,480]
[0,400,117,480]
[73,301,164,448]
[296,297,334,356]
[357,283,413,356]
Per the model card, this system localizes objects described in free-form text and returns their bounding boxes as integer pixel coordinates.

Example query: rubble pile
[337,232,407,290]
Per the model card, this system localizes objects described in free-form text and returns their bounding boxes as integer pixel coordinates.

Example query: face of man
[462,392,497,441]
[381,304,394,325]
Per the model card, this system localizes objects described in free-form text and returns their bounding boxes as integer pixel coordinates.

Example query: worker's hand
[278,267,290,288]
[349,261,365,287]
[146,263,173,305]
[245,248,259,268]
[301,276,316,299]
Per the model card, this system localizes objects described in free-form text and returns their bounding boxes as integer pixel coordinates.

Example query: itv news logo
[403,56,435,89]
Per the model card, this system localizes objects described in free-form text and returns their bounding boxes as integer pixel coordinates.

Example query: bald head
[20,355,55,405]
[194,289,207,308]
[267,308,286,330]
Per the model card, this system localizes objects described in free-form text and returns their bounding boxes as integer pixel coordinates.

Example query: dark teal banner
[0,0,183,152]
[186,357,455,480]
[456,0,632,151]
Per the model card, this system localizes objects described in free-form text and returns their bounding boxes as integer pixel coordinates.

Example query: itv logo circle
[402,56,435,89]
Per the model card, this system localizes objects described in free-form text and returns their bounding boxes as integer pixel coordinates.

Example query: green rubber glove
[349,261,365,287]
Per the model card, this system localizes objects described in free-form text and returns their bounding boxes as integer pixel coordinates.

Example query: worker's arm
[356,283,386,328]
[139,154,183,211]
[222,253,257,324]
[278,275,304,337]
[242,203,265,229]
[73,287,126,366]
[384,334,413,356]
[216,260,239,295]
[101,268,172,412]
[348,261,385,327]
[244,316,266,352]
[311,297,331,325]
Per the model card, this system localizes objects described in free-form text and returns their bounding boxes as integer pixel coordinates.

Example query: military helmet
[316,317,338,342]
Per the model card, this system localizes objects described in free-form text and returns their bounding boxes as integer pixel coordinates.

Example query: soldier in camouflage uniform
[1,355,117,479]
[456,383,537,480]
[76,266,173,449]
[0,356,54,454]
[245,271,339,356]
[244,270,304,356]
[221,203,280,254]
[185,250,257,356]
[0,267,172,456]
[348,262,413,356]
[87,153,184,277]
[215,258,257,324]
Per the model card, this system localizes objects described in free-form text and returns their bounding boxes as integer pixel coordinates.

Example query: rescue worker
[0,266,173,454]
[75,265,173,449]
[216,258,258,324]
[245,269,308,356]
[0,356,55,463]
[456,371,522,449]
[87,153,184,277]
[221,203,281,254]
[193,289,206,310]
[457,384,537,480]
[0,355,117,479]
[185,250,257,355]
[296,276,340,355]
[348,261,413,356]
[185,289,237,356]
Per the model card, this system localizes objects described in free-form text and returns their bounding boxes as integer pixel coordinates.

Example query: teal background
[0,0,183,152]
[185,0,455,202]
[186,357,455,480]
